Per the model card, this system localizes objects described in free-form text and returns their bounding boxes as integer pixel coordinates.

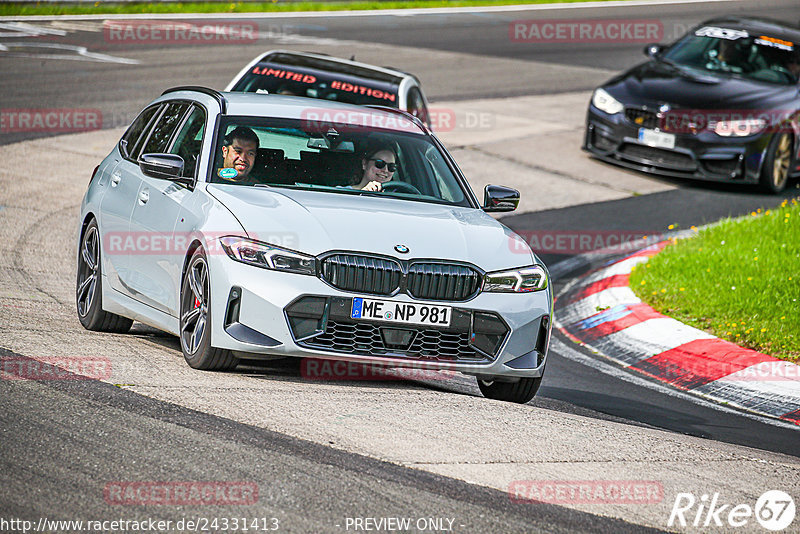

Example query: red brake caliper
[194,297,201,308]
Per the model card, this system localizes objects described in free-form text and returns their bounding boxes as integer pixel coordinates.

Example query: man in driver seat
[218,126,260,183]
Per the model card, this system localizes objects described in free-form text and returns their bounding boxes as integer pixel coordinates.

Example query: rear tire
[76,219,133,333]
[179,248,239,371]
[760,132,793,193]
[477,376,542,404]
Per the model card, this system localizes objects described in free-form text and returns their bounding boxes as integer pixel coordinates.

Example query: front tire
[760,132,793,193]
[179,248,238,371]
[477,376,542,404]
[76,219,133,333]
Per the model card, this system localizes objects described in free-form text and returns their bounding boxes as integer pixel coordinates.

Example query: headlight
[711,119,766,137]
[483,265,548,293]
[219,236,316,275]
[592,88,624,115]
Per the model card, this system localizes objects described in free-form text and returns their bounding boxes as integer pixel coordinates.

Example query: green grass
[629,197,800,362]
[1,0,618,17]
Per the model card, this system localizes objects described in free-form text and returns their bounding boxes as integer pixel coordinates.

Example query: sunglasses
[371,159,397,172]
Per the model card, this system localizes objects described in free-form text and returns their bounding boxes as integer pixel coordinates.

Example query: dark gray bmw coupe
[584,17,800,193]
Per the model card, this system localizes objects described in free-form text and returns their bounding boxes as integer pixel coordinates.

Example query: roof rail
[162,86,227,113]
[364,105,428,131]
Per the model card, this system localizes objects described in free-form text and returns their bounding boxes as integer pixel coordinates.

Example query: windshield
[662,25,800,84]
[210,116,472,207]
[231,63,400,107]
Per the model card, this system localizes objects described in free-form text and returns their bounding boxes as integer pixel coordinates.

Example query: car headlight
[592,88,624,115]
[219,236,316,275]
[483,265,548,293]
[711,119,766,137]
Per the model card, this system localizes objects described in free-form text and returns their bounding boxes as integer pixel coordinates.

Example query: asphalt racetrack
[2,1,800,532]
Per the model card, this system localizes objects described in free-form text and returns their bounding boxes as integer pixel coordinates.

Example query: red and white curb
[555,241,800,426]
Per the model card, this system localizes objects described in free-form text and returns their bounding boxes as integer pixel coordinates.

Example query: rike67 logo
[668,490,795,531]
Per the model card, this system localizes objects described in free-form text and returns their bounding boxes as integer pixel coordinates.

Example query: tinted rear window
[232,63,400,107]
[265,53,402,84]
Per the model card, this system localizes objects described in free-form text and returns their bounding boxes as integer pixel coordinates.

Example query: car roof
[255,50,414,85]
[699,17,800,42]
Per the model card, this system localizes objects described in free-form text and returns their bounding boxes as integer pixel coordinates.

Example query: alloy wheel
[77,225,99,317]
[772,133,791,190]
[181,256,209,355]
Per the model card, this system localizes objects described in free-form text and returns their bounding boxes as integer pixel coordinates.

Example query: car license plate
[638,128,675,149]
[351,297,451,327]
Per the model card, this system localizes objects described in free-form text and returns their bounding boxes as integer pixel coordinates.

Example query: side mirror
[139,153,190,185]
[644,43,664,58]
[482,184,519,213]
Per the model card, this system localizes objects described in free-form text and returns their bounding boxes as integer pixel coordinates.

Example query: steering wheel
[381,181,421,195]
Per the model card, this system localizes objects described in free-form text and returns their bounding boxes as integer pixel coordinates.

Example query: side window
[168,105,206,178]
[140,102,190,157]
[120,104,160,159]
[407,87,429,126]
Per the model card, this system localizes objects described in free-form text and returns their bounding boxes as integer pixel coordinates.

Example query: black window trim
[165,102,208,182]
[126,104,167,163]
[135,100,193,163]
[119,103,162,162]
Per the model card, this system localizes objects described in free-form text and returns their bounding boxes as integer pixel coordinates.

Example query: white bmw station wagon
[77,87,552,403]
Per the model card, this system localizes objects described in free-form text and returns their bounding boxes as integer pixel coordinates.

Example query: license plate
[351,297,451,327]
[638,128,675,149]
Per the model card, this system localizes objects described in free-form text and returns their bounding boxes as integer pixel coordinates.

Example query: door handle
[138,189,150,205]
[110,173,121,187]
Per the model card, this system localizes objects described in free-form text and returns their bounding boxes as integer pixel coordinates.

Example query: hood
[604,60,798,109]
[206,184,535,272]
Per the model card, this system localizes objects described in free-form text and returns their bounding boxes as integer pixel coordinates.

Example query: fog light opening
[285,296,328,341]
[470,312,508,356]
[224,286,242,327]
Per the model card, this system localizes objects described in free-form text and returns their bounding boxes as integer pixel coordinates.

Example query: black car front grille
[321,254,402,296]
[320,254,482,302]
[407,263,482,301]
[625,108,659,129]
[619,144,697,171]
[302,320,488,362]
[286,296,509,363]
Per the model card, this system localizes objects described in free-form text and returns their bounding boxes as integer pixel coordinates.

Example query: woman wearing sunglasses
[353,144,398,192]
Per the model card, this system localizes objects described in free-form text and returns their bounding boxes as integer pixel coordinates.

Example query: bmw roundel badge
[394,244,409,254]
